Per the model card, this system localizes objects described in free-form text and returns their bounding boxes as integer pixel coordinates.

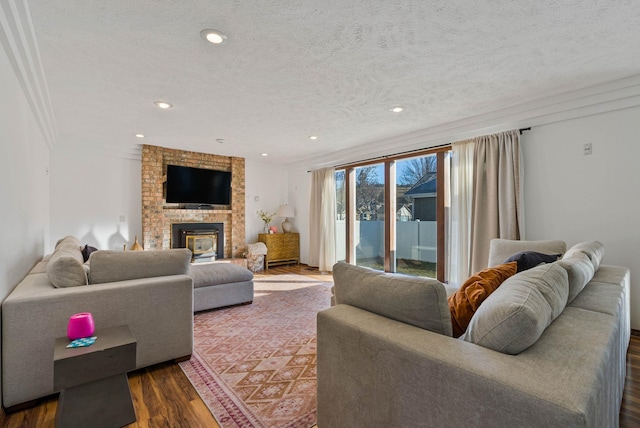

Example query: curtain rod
[307,127,532,172]
[307,142,451,172]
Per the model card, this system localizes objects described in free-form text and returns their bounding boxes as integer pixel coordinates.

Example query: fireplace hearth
[171,222,224,261]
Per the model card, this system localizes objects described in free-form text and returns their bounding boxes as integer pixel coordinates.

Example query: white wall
[523,106,640,329]
[245,159,289,244]
[49,150,141,251]
[287,170,311,264]
[0,42,51,403]
[48,155,290,254]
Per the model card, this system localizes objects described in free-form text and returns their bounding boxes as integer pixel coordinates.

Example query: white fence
[335,220,437,262]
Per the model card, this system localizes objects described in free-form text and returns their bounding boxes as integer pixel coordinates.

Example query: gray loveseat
[2,236,194,409]
[317,240,630,428]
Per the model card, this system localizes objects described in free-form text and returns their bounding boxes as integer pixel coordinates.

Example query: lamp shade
[277,204,295,218]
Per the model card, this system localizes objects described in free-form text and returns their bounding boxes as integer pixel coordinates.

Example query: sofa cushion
[463,263,569,354]
[488,239,566,268]
[55,235,80,249]
[556,253,595,304]
[47,248,87,288]
[568,281,625,317]
[448,262,517,338]
[504,251,561,272]
[563,240,604,271]
[88,249,192,284]
[189,263,254,288]
[332,262,452,336]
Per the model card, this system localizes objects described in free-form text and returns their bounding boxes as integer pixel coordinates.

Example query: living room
[2,1,640,427]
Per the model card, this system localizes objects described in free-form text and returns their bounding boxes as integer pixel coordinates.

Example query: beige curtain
[448,130,523,283]
[309,167,336,272]
[448,139,475,286]
[469,130,523,273]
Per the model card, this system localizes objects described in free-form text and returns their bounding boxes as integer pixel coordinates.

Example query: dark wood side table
[54,325,137,428]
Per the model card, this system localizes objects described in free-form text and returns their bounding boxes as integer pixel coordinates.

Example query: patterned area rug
[180,274,333,428]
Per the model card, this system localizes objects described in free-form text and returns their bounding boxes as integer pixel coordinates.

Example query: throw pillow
[463,263,569,355]
[556,252,595,303]
[487,239,566,267]
[47,248,88,288]
[448,262,518,338]
[81,245,98,262]
[563,241,604,271]
[504,251,561,273]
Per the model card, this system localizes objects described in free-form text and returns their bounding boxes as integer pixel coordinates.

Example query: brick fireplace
[171,222,224,261]
[141,145,246,258]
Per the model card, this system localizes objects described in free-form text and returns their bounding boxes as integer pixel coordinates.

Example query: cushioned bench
[189,263,254,312]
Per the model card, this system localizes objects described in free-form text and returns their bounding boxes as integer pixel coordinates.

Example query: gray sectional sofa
[318,240,630,428]
[2,236,195,409]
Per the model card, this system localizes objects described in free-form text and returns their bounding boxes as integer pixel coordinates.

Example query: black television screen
[165,165,231,205]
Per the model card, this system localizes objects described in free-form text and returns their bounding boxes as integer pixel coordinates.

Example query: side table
[54,325,137,428]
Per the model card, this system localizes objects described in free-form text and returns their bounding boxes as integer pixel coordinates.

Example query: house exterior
[403,173,437,222]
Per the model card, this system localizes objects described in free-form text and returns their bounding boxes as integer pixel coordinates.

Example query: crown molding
[52,136,143,162]
[0,0,57,148]
[294,74,640,173]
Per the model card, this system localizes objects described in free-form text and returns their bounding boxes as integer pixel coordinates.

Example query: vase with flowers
[257,210,276,233]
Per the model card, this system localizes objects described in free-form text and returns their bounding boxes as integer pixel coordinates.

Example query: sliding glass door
[335,148,450,282]
[395,154,438,278]
[354,163,385,270]
[335,170,346,263]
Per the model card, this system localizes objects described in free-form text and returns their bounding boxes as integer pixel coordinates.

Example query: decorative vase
[263,222,270,233]
[67,312,95,340]
[130,236,143,251]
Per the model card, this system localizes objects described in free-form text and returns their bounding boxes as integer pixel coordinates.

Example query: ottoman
[189,263,254,312]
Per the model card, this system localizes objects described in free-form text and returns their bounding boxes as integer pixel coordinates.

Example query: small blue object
[66,336,97,348]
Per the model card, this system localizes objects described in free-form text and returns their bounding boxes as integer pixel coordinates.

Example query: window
[395,154,437,278]
[354,163,385,270]
[335,147,450,282]
[335,170,346,263]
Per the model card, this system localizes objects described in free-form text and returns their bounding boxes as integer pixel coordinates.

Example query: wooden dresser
[258,233,300,269]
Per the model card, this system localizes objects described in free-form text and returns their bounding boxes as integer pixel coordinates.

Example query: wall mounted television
[165,164,232,206]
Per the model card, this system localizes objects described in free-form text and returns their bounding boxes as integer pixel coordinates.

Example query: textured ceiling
[27,0,640,164]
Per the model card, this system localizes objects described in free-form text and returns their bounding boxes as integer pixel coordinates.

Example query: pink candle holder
[67,312,95,340]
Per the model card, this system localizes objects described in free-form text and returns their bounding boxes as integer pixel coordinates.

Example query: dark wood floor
[1,264,639,427]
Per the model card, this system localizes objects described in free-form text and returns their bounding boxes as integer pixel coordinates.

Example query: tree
[398,156,437,185]
[355,166,383,220]
[335,170,346,219]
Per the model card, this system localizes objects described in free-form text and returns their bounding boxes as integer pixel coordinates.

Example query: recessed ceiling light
[135,134,145,138]
[200,29,227,45]
[154,101,173,109]
[261,153,268,157]
[389,106,404,113]
[309,135,318,140]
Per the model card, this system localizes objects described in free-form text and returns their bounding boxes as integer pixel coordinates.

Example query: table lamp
[277,204,295,233]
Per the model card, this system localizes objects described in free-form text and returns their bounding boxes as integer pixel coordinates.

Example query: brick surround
[141,145,246,258]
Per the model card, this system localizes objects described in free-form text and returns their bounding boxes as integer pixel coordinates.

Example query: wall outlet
[583,143,593,155]
[119,215,125,222]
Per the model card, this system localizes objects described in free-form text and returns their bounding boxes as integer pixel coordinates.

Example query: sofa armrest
[2,274,193,408]
[317,304,620,428]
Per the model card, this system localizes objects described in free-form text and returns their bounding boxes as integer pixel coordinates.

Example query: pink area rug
[179,274,333,428]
